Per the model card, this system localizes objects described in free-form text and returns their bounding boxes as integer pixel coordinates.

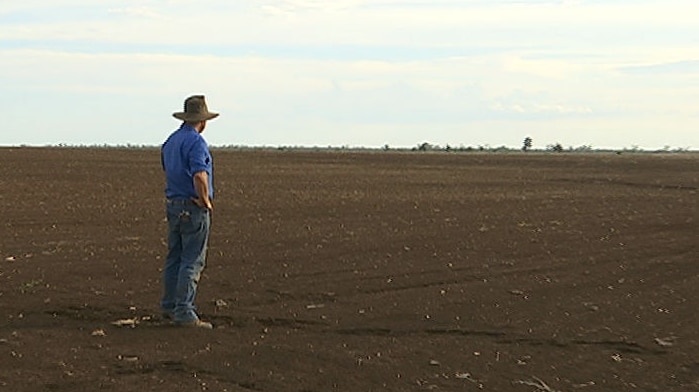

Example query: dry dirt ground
[0,147,697,391]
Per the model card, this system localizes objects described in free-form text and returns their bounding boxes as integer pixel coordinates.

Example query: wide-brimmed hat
[173,95,219,122]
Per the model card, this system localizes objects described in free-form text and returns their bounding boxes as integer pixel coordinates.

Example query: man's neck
[183,121,204,133]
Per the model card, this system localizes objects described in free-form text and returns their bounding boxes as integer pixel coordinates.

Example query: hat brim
[173,112,219,122]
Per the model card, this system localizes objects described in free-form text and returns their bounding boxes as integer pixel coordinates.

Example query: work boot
[176,319,213,329]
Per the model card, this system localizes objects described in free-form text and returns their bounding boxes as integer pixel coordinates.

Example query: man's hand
[191,196,213,211]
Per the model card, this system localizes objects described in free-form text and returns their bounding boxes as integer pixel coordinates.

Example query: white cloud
[107,6,167,19]
[3,1,698,48]
[492,102,593,115]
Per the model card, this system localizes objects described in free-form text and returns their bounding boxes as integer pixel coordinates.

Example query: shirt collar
[179,123,198,133]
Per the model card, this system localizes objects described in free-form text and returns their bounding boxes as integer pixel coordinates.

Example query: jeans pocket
[180,207,209,234]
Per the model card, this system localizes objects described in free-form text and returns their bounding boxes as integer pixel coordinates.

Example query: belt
[166,198,196,205]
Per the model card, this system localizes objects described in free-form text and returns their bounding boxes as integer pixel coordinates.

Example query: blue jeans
[161,201,211,323]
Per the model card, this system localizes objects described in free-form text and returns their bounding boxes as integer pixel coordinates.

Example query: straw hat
[173,95,219,122]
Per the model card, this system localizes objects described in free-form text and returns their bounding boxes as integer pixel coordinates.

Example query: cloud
[107,6,167,20]
[0,47,615,123]
[619,60,699,74]
[259,0,359,14]
[492,102,593,115]
[3,1,698,49]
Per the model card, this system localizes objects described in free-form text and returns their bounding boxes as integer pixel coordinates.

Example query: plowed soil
[1,147,697,391]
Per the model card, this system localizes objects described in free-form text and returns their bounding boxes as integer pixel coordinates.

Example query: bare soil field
[0,147,697,391]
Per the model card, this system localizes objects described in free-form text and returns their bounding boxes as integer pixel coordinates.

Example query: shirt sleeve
[188,136,210,174]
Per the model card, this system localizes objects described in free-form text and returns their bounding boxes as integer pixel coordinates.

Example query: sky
[1,0,698,150]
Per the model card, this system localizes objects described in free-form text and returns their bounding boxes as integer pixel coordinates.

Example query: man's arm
[192,171,213,210]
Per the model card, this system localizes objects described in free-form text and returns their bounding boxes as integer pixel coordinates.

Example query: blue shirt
[161,123,214,200]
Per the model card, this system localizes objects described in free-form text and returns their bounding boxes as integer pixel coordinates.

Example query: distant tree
[417,142,434,151]
[547,143,564,153]
[522,137,533,152]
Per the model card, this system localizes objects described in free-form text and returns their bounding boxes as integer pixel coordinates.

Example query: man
[160,95,218,329]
